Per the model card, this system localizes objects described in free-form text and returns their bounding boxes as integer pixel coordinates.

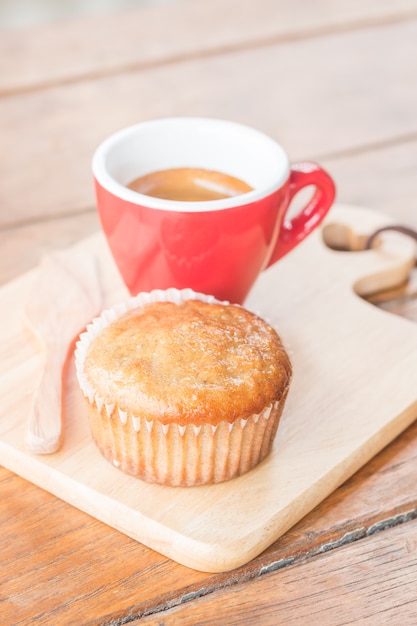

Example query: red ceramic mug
[93,118,335,304]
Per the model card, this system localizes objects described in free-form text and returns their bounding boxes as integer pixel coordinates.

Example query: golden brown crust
[84,300,292,426]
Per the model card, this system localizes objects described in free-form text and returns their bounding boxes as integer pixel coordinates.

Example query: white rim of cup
[92,117,290,213]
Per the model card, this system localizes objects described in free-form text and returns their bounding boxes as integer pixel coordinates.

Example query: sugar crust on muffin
[83,300,291,427]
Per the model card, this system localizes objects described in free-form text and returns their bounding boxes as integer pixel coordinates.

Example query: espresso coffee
[127,167,253,201]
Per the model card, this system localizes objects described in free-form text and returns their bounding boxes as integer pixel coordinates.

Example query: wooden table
[2,1,417,623]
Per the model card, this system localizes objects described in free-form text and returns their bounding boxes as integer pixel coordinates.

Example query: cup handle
[266,162,335,267]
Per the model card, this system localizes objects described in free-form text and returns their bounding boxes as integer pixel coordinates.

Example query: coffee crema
[127,167,253,202]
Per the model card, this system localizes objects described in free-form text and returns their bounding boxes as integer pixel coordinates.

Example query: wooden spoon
[25,249,102,454]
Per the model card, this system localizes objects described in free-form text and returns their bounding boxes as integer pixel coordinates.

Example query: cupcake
[75,289,292,486]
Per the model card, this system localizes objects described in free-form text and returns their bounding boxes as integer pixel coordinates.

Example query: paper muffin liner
[75,288,288,486]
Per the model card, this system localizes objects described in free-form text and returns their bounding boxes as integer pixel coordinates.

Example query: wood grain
[1,0,417,94]
[2,19,417,227]
[0,212,100,286]
[322,139,417,227]
[3,415,417,624]
[2,1,417,624]
[137,517,417,625]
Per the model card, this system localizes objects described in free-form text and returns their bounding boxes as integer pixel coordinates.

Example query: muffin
[75,289,292,486]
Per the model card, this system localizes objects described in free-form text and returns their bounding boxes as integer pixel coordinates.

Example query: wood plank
[137,517,417,625]
[1,0,417,94]
[0,212,100,285]
[1,21,417,229]
[322,139,417,228]
[3,415,417,624]
[2,19,417,227]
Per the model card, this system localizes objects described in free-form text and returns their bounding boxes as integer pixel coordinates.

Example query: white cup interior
[92,117,290,212]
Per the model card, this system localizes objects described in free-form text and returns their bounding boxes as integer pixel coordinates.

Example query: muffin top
[83,300,292,426]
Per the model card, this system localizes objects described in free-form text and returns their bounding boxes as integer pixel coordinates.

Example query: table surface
[2,1,417,624]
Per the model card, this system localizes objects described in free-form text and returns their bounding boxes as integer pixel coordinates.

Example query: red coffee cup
[93,118,335,303]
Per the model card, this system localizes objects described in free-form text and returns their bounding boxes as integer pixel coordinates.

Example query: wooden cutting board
[2,204,417,573]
